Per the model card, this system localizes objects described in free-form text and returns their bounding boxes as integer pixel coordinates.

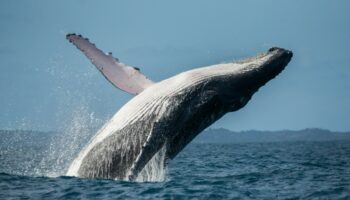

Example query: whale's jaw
[256,47,293,86]
[239,47,293,105]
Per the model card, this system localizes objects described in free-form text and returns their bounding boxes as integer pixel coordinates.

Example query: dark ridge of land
[1,128,350,145]
[195,128,350,143]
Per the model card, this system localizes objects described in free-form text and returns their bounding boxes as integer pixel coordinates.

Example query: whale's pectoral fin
[127,122,166,181]
[66,33,155,95]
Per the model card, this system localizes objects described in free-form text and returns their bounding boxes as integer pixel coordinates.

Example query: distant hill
[1,128,350,146]
[194,128,350,143]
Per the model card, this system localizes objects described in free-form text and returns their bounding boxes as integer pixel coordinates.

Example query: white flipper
[66,33,155,95]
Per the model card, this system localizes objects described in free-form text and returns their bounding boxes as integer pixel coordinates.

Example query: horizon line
[1,127,350,134]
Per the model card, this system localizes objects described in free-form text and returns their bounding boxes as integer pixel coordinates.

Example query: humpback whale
[65,34,293,181]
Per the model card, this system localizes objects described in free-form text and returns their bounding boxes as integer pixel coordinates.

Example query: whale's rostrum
[65,34,293,181]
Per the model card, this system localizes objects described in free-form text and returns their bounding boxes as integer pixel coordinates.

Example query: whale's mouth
[267,47,293,66]
[246,47,293,87]
[262,47,293,81]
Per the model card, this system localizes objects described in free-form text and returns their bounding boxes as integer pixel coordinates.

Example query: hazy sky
[0,1,349,131]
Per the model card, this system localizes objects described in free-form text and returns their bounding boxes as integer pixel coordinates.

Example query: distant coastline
[196,128,350,143]
[1,128,350,145]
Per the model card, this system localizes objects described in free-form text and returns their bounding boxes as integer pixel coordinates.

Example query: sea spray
[33,54,106,177]
[135,145,168,182]
[35,105,102,177]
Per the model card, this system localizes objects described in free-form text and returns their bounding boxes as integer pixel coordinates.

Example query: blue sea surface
[1,132,350,199]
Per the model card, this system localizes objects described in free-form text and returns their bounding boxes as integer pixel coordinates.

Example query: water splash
[35,105,102,177]
[32,54,105,177]
[135,145,168,182]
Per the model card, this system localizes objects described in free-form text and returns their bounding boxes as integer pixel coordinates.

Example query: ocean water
[1,132,349,199]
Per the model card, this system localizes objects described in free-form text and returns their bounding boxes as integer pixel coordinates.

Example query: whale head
[204,47,293,112]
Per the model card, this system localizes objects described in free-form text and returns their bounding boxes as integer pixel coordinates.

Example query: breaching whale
[65,34,293,181]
